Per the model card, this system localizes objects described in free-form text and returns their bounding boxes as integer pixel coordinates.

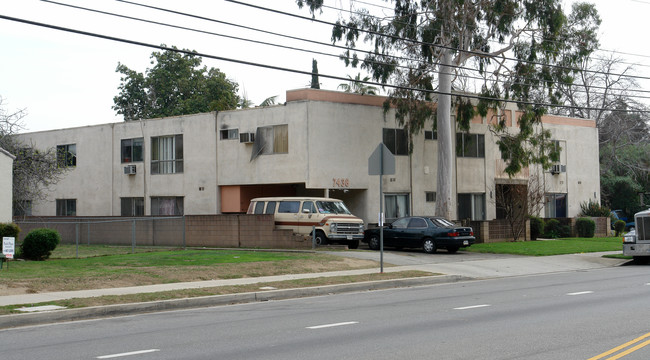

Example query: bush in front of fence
[0,222,20,238]
[20,228,61,261]
[575,217,596,238]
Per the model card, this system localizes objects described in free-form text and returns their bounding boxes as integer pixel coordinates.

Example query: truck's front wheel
[314,231,328,246]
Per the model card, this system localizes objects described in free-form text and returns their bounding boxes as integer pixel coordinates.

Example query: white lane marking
[567,291,594,296]
[454,304,491,310]
[96,349,160,359]
[307,321,359,329]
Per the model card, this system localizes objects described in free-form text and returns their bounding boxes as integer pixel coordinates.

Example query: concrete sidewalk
[0,251,626,307]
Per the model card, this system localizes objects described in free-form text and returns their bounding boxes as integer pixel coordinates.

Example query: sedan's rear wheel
[368,235,380,250]
[423,238,437,254]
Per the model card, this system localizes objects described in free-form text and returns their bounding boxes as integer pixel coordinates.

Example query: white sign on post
[3,237,15,259]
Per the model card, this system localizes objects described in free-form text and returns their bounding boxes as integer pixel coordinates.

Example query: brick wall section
[14,215,312,249]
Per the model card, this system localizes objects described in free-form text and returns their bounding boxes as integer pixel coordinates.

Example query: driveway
[324,248,523,266]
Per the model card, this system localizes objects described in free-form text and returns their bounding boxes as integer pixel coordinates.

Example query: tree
[297,1,600,219]
[310,59,321,89]
[338,73,378,95]
[113,46,240,121]
[0,97,67,216]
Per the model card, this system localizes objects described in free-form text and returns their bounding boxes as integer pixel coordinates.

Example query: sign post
[368,143,395,273]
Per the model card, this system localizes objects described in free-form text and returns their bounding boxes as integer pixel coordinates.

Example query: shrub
[543,219,561,238]
[529,216,544,240]
[614,220,626,237]
[579,200,611,217]
[0,223,21,238]
[575,218,596,238]
[20,228,61,261]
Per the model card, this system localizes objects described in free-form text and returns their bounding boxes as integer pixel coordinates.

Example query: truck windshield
[316,201,351,215]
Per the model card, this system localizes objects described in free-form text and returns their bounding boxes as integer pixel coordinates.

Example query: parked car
[363,216,475,254]
[611,210,635,231]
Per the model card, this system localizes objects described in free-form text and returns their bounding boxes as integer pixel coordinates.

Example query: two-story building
[16,88,600,225]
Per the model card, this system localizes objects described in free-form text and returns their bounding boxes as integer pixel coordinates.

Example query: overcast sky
[1,0,649,132]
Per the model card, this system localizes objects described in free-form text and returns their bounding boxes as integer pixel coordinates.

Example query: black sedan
[363,216,475,254]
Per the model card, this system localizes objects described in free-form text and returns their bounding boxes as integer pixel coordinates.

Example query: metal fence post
[132,219,136,254]
[312,225,316,249]
[75,222,80,259]
[183,216,186,250]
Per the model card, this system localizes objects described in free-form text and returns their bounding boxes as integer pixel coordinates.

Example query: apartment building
[16,88,600,224]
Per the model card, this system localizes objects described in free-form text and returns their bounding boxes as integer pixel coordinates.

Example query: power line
[1,14,648,115]
[107,0,650,97]
[230,0,650,82]
[315,0,650,77]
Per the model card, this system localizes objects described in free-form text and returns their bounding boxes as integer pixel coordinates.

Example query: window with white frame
[151,197,184,215]
[121,138,143,163]
[220,129,239,140]
[385,194,410,221]
[56,199,76,216]
[121,197,144,216]
[545,193,567,218]
[56,144,76,167]
[457,193,485,220]
[151,135,183,174]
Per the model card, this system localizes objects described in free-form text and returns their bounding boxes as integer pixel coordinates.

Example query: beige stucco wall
[18,113,219,216]
[0,148,15,223]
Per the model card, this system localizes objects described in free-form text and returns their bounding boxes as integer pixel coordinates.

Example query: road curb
[0,275,468,329]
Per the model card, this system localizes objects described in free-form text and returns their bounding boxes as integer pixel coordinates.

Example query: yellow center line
[588,332,650,360]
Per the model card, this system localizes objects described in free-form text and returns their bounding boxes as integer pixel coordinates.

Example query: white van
[247,197,364,248]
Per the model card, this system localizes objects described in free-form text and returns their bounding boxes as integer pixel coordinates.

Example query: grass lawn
[467,236,623,256]
[0,245,382,294]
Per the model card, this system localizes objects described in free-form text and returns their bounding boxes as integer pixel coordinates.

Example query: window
[456,133,485,158]
[253,201,265,214]
[121,138,143,163]
[408,217,428,228]
[121,197,144,216]
[278,201,300,214]
[220,129,239,140]
[252,124,289,159]
[457,193,485,220]
[383,128,408,155]
[425,130,437,140]
[13,200,32,216]
[302,201,316,214]
[545,193,567,218]
[57,144,76,167]
[151,135,183,174]
[151,197,184,215]
[264,201,277,215]
[425,192,436,202]
[385,194,410,221]
[56,199,76,216]
[391,217,409,229]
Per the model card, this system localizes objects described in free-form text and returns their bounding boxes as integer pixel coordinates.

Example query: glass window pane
[265,201,276,214]
[121,139,132,163]
[133,138,143,162]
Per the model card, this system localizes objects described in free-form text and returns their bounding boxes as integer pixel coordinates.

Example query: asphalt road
[2,265,649,360]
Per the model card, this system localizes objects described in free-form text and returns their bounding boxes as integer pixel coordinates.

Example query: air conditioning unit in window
[124,164,137,175]
[239,132,255,143]
[550,164,561,175]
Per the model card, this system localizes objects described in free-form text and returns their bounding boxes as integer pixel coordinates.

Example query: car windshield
[316,201,351,214]
[429,217,455,227]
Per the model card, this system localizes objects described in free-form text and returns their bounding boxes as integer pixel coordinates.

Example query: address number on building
[332,178,350,188]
